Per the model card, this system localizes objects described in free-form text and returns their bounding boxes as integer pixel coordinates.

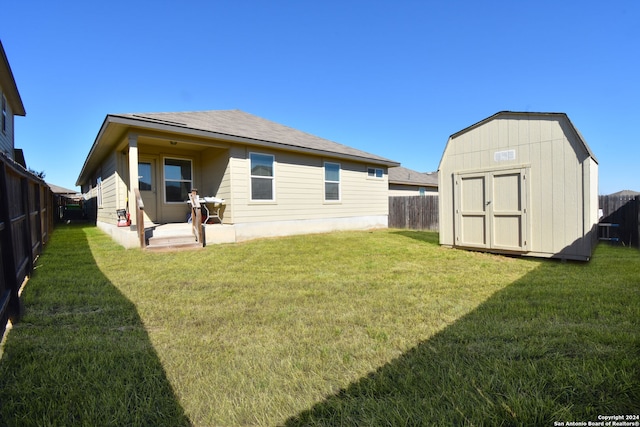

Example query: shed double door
[455,168,529,252]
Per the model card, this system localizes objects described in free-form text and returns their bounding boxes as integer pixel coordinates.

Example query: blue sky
[2,0,638,194]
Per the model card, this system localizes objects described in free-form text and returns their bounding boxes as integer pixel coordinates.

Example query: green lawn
[0,224,638,426]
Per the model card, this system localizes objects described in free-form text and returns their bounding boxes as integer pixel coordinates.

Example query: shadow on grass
[0,224,191,426]
[391,229,440,245]
[285,244,640,426]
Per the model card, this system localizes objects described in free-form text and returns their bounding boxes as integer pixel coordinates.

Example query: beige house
[76,110,400,247]
[0,40,26,161]
[388,166,437,196]
[438,111,598,261]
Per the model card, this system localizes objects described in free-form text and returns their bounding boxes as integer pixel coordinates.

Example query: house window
[164,158,192,203]
[250,153,274,201]
[96,176,103,208]
[419,187,426,196]
[1,95,7,134]
[368,167,383,178]
[324,162,340,201]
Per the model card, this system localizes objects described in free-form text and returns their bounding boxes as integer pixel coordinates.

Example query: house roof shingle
[606,190,639,197]
[48,183,80,195]
[116,110,399,165]
[78,109,400,186]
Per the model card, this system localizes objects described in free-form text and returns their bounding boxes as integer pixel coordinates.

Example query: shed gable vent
[494,149,516,162]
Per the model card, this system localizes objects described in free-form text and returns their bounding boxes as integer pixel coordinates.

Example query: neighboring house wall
[388,167,438,197]
[388,184,437,197]
[439,112,598,261]
[0,91,14,158]
[0,40,26,160]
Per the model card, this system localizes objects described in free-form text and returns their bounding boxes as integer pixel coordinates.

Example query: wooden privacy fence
[389,196,439,231]
[599,195,639,248]
[0,154,55,338]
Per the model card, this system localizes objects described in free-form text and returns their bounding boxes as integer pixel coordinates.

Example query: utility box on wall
[438,111,599,261]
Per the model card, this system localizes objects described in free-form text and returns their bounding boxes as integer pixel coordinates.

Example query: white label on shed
[494,149,516,162]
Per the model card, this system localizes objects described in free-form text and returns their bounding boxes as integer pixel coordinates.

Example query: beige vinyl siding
[200,147,230,198]
[224,145,248,223]
[214,150,233,222]
[201,147,231,223]
[439,113,596,260]
[230,146,388,224]
[95,152,118,224]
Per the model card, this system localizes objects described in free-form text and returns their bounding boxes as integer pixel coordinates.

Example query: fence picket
[389,196,439,231]
[0,154,55,338]
[598,195,639,248]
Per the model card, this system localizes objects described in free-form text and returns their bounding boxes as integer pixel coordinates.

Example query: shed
[438,111,599,261]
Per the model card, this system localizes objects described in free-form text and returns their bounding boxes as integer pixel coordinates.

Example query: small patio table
[188,196,225,224]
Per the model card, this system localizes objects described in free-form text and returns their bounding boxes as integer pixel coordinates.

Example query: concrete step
[143,223,219,251]
[150,223,193,237]
[145,240,203,251]
[148,234,198,246]
[147,229,203,251]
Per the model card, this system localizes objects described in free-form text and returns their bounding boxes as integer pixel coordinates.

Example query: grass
[0,224,638,426]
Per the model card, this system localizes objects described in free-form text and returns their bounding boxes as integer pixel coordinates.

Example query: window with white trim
[324,162,340,201]
[164,157,192,203]
[250,153,275,201]
[367,167,383,178]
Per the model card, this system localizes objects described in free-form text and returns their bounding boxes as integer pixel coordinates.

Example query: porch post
[128,133,139,229]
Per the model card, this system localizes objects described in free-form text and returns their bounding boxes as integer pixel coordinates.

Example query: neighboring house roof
[48,182,80,195]
[442,111,597,170]
[389,166,438,187]
[77,110,400,186]
[607,190,639,197]
[0,40,26,116]
[13,148,26,168]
